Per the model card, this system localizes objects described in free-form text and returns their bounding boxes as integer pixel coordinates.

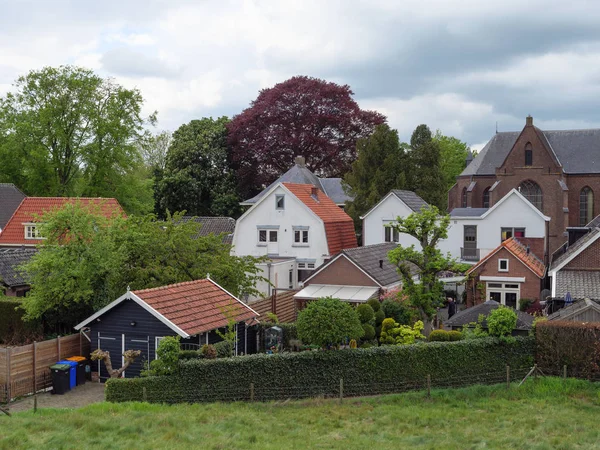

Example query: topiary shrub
[487,306,517,338]
[144,336,181,376]
[214,340,234,358]
[367,297,381,312]
[448,330,463,341]
[201,344,217,359]
[356,304,375,324]
[374,309,385,325]
[362,323,376,340]
[349,339,357,349]
[429,330,450,341]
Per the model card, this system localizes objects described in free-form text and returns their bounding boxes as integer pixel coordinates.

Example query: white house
[439,188,550,263]
[232,182,357,299]
[361,190,429,247]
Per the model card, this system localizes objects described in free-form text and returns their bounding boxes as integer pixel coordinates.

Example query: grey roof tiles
[449,208,488,217]
[0,184,26,230]
[390,190,429,212]
[444,300,534,331]
[181,216,236,244]
[554,271,600,301]
[0,248,36,287]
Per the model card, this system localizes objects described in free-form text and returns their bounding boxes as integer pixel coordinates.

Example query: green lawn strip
[1,378,599,450]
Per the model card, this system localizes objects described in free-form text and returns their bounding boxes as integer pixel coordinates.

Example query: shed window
[155,337,166,359]
[580,186,594,226]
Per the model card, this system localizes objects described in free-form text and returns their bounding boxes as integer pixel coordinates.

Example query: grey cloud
[101,47,177,78]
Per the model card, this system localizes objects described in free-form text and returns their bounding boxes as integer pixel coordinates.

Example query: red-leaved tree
[228,76,386,199]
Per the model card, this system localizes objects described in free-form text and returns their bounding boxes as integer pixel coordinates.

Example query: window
[24,224,42,240]
[155,337,165,359]
[462,225,478,260]
[269,230,278,242]
[518,180,542,211]
[580,186,594,226]
[384,224,399,242]
[525,142,533,166]
[294,229,309,245]
[275,195,285,210]
[258,229,278,244]
[288,269,294,289]
[498,259,509,272]
[482,188,490,208]
[461,187,467,208]
[307,263,315,269]
[259,230,267,242]
[501,227,525,241]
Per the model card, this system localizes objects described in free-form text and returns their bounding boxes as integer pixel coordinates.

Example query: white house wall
[252,260,298,300]
[362,195,421,248]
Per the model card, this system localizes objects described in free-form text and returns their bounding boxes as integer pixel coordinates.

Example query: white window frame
[486,282,520,308]
[293,228,309,246]
[24,223,43,240]
[383,223,399,243]
[155,336,166,360]
[258,229,278,246]
[275,195,285,210]
[498,259,509,272]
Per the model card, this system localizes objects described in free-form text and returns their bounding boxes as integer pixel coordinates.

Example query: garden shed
[443,300,534,336]
[74,278,260,379]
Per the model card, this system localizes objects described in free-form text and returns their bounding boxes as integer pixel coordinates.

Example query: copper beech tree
[90,349,142,378]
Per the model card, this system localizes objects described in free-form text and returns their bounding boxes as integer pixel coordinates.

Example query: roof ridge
[133,278,210,295]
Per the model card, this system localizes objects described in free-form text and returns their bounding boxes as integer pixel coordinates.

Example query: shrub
[106,337,535,403]
[448,331,463,341]
[380,320,425,345]
[362,324,376,341]
[367,297,381,312]
[144,336,180,376]
[356,304,375,324]
[487,307,517,337]
[374,309,385,325]
[179,350,203,360]
[349,339,357,349]
[214,340,234,358]
[296,297,364,347]
[429,330,450,341]
[518,298,534,312]
[381,298,415,325]
[201,344,216,359]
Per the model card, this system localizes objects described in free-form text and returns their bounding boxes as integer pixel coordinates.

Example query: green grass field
[1,378,599,449]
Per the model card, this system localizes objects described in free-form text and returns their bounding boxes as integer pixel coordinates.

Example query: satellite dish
[540,289,551,302]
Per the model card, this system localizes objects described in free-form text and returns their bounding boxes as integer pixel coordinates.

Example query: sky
[2,0,600,151]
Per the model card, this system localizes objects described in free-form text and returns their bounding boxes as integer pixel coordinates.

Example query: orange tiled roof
[0,197,124,245]
[467,237,545,278]
[282,183,357,255]
[133,279,258,335]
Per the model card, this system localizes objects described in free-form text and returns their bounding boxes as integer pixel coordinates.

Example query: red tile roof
[0,197,124,245]
[467,237,546,278]
[133,279,259,335]
[283,183,357,256]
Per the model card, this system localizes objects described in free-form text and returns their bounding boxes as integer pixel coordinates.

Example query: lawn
[1,378,599,449]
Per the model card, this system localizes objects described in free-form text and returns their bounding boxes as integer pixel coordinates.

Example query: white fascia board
[481,189,550,222]
[480,276,526,282]
[359,191,395,220]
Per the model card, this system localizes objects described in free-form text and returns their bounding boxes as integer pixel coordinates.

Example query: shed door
[124,335,150,378]
[97,333,120,381]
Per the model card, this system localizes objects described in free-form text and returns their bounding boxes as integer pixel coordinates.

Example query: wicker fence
[0,334,89,403]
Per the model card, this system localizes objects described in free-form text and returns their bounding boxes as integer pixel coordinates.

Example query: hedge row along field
[106,336,535,403]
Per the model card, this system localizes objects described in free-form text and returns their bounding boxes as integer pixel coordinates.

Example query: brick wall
[306,255,378,287]
[564,236,600,270]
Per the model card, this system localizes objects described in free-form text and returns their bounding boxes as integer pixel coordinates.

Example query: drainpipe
[267,262,272,297]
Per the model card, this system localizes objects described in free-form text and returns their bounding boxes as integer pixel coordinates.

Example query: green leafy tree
[433,131,470,192]
[407,124,446,209]
[157,117,240,218]
[388,206,469,329]
[0,65,155,214]
[344,124,409,230]
[487,307,517,338]
[296,297,364,348]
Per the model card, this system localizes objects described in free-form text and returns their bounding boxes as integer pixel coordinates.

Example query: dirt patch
[8,381,105,413]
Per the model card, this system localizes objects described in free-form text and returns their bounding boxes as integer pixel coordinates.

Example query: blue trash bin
[57,360,78,390]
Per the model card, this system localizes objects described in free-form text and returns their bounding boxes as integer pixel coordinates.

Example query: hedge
[0,298,42,345]
[106,336,534,403]
[536,320,600,378]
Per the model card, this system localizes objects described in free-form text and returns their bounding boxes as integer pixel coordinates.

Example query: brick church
[449,116,600,257]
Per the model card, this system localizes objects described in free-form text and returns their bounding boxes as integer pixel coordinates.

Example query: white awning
[294,284,379,303]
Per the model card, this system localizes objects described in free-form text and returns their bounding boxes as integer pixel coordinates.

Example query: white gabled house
[232,182,357,299]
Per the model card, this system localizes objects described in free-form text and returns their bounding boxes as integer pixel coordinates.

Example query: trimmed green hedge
[106,337,534,403]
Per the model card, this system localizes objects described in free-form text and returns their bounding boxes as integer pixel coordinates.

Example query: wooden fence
[0,334,90,403]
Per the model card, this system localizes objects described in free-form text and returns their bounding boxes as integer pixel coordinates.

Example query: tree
[0,65,155,214]
[157,117,240,218]
[90,349,141,378]
[140,130,172,217]
[344,124,409,230]
[296,297,364,348]
[487,307,517,338]
[228,76,386,199]
[433,131,470,192]
[407,125,446,209]
[387,206,468,329]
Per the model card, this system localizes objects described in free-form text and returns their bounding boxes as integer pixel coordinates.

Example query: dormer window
[275,195,285,210]
[525,143,533,166]
[24,224,42,239]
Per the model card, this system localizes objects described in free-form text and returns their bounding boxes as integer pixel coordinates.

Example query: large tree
[407,125,446,210]
[228,76,386,199]
[157,117,240,218]
[344,124,409,230]
[433,131,470,192]
[0,65,155,214]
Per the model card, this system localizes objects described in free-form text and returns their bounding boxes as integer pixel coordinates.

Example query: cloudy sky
[2,0,600,150]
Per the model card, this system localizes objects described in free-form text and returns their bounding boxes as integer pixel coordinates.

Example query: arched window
[461,187,467,208]
[580,186,594,226]
[482,187,490,208]
[525,142,533,166]
[518,180,542,211]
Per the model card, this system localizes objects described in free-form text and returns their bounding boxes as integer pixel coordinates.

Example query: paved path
[8,381,105,413]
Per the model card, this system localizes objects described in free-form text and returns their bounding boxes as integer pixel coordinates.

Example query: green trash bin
[50,363,71,395]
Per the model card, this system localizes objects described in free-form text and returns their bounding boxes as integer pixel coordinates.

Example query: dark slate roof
[0,184,26,230]
[391,190,429,212]
[554,270,600,300]
[0,248,36,287]
[461,128,600,176]
[548,298,600,321]
[341,242,417,287]
[449,208,488,217]
[241,162,353,206]
[587,213,600,228]
[550,228,600,270]
[444,300,534,331]
[181,216,235,244]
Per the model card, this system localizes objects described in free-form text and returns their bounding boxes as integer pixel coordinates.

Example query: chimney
[311,186,318,198]
[379,259,383,269]
[526,115,533,126]
[295,156,306,167]
[526,245,530,255]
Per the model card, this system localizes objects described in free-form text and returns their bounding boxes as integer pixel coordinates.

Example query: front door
[463,226,478,260]
[487,283,520,309]
[97,333,120,381]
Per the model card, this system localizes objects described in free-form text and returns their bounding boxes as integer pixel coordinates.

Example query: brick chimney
[526,115,533,126]
[295,156,306,167]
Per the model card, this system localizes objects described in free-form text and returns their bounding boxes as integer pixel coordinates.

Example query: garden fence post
[57,335,61,360]
[250,383,254,402]
[339,378,343,403]
[142,387,147,402]
[506,365,510,389]
[563,365,567,380]
[6,348,11,403]
[426,374,431,398]
[33,341,37,394]
[34,393,37,413]
[533,364,538,380]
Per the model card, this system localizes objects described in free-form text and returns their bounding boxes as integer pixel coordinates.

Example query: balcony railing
[461,247,480,262]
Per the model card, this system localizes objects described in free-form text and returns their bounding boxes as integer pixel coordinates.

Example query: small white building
[232,182,357,299]
[361,190,429,247]
[439,188,550,263]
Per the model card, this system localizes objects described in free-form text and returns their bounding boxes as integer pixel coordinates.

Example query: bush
[381,299,415,325]
[258,323,298,351]
[487,307,517,337]
[106,337,535,403]
[448,331,463,341]
[356,304,375,324]
[429,330,450,342]
[362,323,376,340]
[380,320,425,345]
[0,298,42,345]
[179,350,203,360]
[201,344,216,359]
[214,341,234,358]
[518,298,534,312]
[374,309,385,325]
[144,336,180,376]
[367,297,381,312]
